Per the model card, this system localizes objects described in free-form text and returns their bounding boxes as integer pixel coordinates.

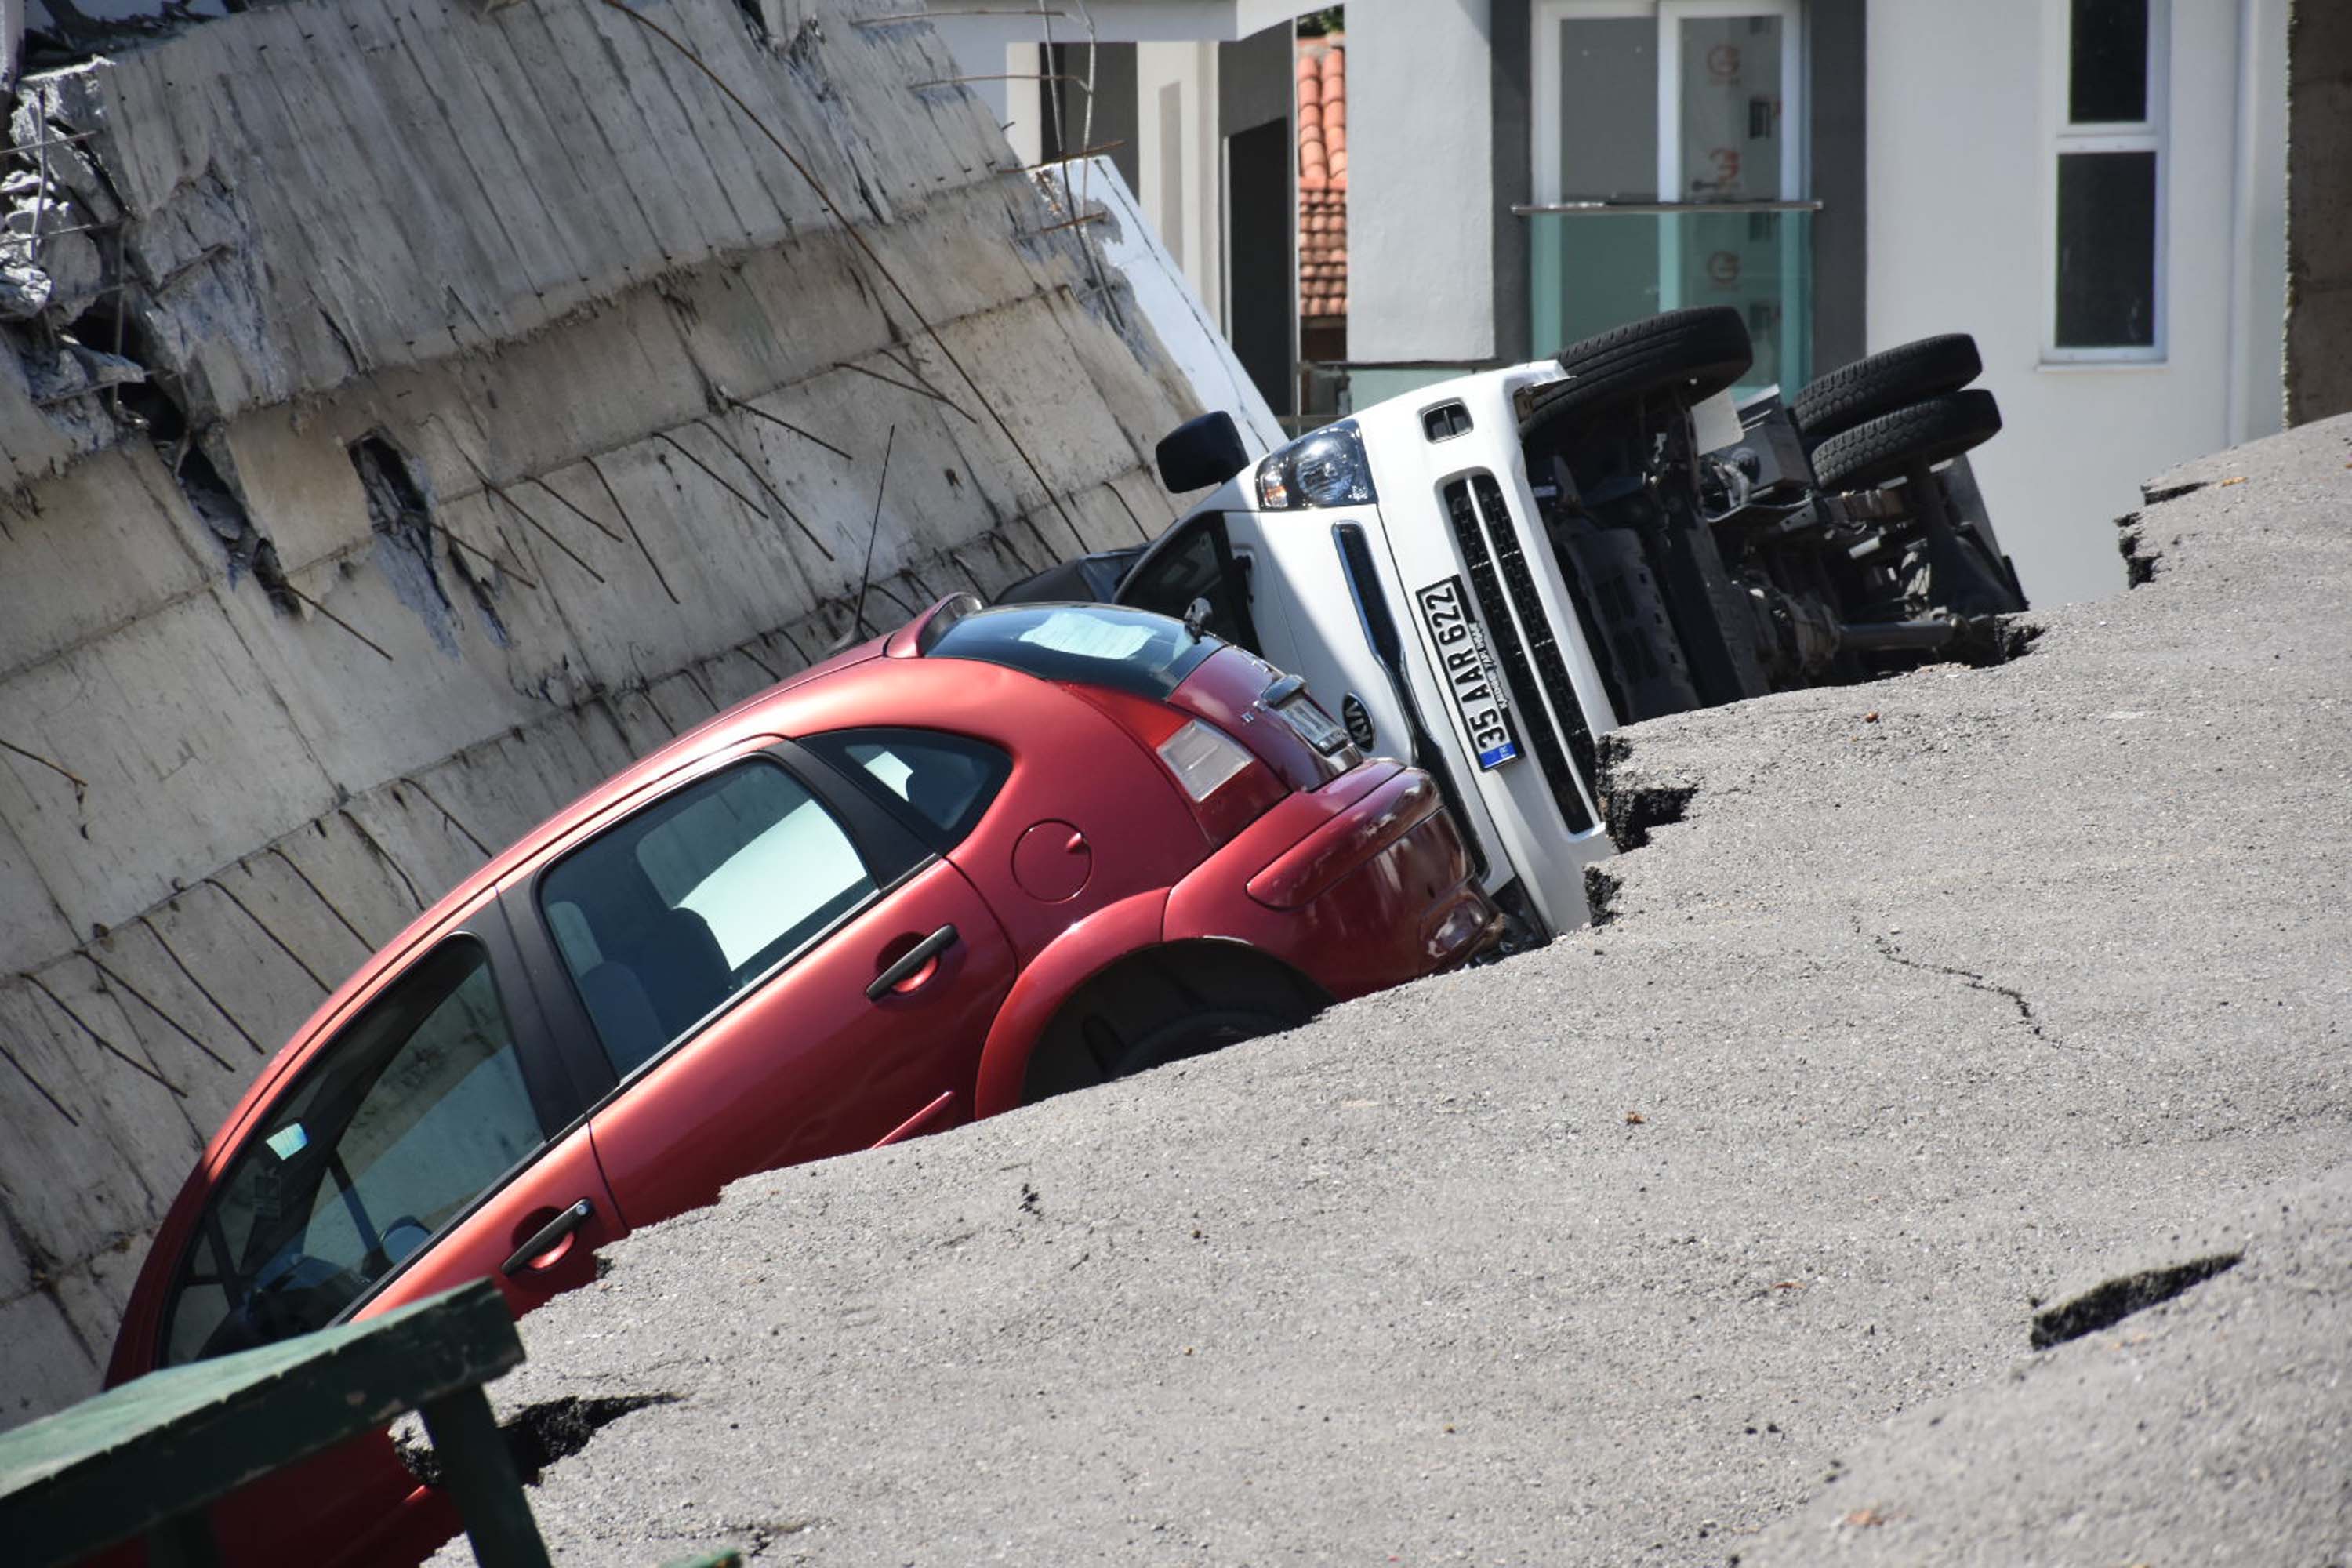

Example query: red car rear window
[925,604,1218,699]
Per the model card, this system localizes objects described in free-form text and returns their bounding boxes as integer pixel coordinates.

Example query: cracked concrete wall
[0,0,1259,1428]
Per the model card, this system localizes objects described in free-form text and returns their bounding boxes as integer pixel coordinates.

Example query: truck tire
[1810,389,2002,492]
[1519,307,1754,441]
[1791,333,1982,447]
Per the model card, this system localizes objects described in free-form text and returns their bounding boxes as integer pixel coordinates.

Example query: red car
[98,597,1495,1566]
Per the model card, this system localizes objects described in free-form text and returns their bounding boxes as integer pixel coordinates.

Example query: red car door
[118,907,620,1568]
[205,1123,624,1568]
[514,739,1019,1232]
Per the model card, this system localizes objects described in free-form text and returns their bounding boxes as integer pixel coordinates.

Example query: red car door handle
[502,1198,595,1277]
[866,924,959,1000]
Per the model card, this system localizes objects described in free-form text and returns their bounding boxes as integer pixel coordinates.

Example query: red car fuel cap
[1012,819,1092,902]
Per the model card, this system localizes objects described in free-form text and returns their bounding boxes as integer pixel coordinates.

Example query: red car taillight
[1163,651,1364,792]
[1065,681,1289,845]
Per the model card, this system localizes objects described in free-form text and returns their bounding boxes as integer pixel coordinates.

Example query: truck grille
[1441,474,1597,834]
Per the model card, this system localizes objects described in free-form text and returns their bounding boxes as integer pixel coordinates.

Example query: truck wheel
[1791,333,1982,448]
[1810,389,2002,492]
[1519,307,1754,441]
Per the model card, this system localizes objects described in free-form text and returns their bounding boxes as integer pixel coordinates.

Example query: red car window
[924,602,1221,697]
[158,938,541,1366]
[537,759,881,1079]
[804,728,1011,848]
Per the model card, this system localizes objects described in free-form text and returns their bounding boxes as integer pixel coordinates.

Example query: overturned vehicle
[1004,307,2027,943]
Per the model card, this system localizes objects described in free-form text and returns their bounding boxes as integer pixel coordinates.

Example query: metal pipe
[855,6,1069,21]
[5,127,105,157]
[909,71,1084,89]
[996,139,1127,173]
[1838,618,1958,652]
[1512,199,1824,217]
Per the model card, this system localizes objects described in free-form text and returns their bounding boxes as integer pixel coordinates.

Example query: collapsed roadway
[433,416,2352,1565]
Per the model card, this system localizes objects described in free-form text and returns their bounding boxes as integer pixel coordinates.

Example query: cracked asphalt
[437,417,2352,1566]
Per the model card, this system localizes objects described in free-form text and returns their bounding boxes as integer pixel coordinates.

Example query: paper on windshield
[1015,609,1156,662]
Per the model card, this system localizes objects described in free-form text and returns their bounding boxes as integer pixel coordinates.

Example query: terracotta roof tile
[1298,33,1346,321]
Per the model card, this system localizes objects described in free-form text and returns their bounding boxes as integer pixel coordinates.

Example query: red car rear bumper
[1165,760,1498,1000]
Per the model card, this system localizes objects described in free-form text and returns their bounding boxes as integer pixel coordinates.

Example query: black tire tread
[1811,389,2003,492]
[1519,307,1755,439]
[1791,333,1981,446]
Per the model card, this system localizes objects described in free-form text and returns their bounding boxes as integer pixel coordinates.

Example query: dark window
[1115,515,1261,654]
[926,601,1225,695]
[539,761,877,1078]
[2070,0,2150,123]
[161,940,541,1364]
[2055,151,2158,347]
[806,730,1010,848]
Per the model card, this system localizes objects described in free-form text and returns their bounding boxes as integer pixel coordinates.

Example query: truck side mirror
[1155,412,1250,493]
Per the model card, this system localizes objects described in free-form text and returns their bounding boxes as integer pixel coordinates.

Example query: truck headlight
[1256,421,1377,510]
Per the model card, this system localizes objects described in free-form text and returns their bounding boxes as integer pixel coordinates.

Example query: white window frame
[1530,0,1808,383]
[1532,0,1658,209]
[2044,0,2169,365]
[1531,0,1806,209]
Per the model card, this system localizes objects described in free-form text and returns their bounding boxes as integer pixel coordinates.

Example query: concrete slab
[441,415,2352,1566]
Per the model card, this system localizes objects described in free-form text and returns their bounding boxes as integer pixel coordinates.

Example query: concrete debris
[355,433,477,658]
[19,335,137,401]
[16,0,234,71]
[0,250,52,318]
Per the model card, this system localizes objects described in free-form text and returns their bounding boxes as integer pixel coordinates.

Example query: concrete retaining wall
[0,0,1229,1426]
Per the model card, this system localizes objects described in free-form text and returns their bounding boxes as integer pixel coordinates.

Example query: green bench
[0,1280,557,1568]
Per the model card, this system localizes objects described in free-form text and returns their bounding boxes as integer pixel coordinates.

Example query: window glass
[2056,150,2158,347]
[2070,0,2149,124]
[539,761,877,1077]
[1557,16,1656,201]
[1550,16,1661,344]
[161,941,539,1365]
[808,730,1011,846]
[928,600,1229,693]
[1112,518,1259,655]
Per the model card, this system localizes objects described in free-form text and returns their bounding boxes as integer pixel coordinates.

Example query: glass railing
[1526,205,1815,401]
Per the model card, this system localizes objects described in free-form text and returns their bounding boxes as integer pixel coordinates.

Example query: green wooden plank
[0,1280,522,1568]
[416,1386,550,1568]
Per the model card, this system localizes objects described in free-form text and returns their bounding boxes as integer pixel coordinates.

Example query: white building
[923,0,2288,606]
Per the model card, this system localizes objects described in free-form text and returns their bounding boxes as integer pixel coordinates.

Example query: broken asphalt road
[435,416,2352,1566]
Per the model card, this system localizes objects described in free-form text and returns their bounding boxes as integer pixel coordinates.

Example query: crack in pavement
[1854,920,2059,1046]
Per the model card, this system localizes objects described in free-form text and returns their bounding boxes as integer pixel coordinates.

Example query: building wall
[1136,41,1226,321]
[0,0,1233,1428]
[924,3,1325,343]
[1867,0,2287,607]
[1348,0,1497,368]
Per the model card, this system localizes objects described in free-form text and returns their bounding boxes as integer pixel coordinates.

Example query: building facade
[924,0,2290,607]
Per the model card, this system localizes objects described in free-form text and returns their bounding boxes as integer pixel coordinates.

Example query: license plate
[1272,688,1352,755]
[1415,575,1519,771]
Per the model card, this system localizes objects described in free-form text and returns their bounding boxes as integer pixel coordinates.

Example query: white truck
[1007,308,2025,944]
